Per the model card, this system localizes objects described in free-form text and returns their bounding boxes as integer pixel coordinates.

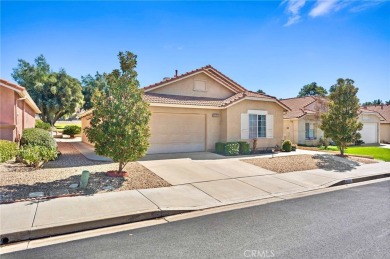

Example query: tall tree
[84,51,151,173]
[256,89,266,94]
[320,78,363,155]
[12,55,83,125]
[298,82,328,97]
[81,72,108,110]
[362,99,383,106]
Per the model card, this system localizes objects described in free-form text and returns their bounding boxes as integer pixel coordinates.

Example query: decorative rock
[102,186,114,191]
[29,192,44,198]
[69,183,79,189]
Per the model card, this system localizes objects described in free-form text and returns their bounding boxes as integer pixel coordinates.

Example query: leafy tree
[362,99,383,106]
[386,100,390,105]
[320,78,363,155]
[12,55,83,125]
[81,72,108,110]
[256,89,266,94]
[84,51,151,173]
[298,82,328,97]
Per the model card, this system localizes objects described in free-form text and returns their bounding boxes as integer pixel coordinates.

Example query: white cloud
[309,0,340,17]
[350,0,384,12]
[283,0,306,26]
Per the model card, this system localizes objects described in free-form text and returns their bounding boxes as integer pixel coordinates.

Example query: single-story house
[0,79,41,141]
[280,96,384,145]
[80,65,290,154]
[362,105,390,143]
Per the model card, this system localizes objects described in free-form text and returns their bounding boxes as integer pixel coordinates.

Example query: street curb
[1,173,389,246]
[0,209,190,245]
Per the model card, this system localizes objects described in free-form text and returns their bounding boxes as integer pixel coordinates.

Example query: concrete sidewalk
[1,162,389,245]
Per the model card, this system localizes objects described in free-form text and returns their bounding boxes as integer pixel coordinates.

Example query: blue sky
[1,1,389,102]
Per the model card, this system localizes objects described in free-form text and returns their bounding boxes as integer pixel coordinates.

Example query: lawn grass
[54,122,81,130]
[323,146,390,162]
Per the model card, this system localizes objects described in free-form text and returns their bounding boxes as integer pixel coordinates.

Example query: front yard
[0,142,170,203]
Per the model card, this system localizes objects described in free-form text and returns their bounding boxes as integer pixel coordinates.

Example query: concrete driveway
[139,154,275,185]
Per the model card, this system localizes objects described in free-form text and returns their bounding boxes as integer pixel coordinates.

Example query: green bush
[35,120,52,131]
[282,139,292,152]
[224,142,240,156]
[319,137,329,149]
[215,142,225,154]
[291,144,297,151]
[63,125,81,137]
[0,140,18,163]
[238,141,250,155]
[20,128,57,149]
[19,145,57,168]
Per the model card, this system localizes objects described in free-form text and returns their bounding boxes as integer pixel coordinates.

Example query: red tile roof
[280,96,325,119]
[143,65,246,93]
[145,91,290,110]
[362,105,390,123]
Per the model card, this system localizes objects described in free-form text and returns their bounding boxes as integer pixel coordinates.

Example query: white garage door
[360,123,377,144]
[148,113,206,154]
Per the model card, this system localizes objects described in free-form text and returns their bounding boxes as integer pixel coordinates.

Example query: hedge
[0,140,18,163]
[63,125,81,137]
[215,142,225,154]
[224,142,240,156]
[238,141,251,155]
[35,120,52,131]
[20,128,57,149]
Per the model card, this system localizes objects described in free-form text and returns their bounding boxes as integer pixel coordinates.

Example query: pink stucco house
[0,79,41,141]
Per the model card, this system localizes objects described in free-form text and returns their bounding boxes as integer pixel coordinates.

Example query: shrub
[63,125,81,138]
[355,139,365,146]
[0,140,18,163]
[19,145,57,168]
[224,142,240,156]
[238,141,250,155]
[35,120,52,131]
[282,139,292,152]
[319,137,329,149]
[291,144,297,151]
[20,128,57,149]
[215,142,225,154]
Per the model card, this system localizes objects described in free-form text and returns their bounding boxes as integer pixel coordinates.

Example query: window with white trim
[249,114,266,138]
[305,123,316,140]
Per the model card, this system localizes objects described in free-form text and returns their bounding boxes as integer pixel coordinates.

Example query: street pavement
[2,180,389,258]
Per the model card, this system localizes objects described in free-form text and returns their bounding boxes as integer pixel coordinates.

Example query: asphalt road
[3,180,390,259]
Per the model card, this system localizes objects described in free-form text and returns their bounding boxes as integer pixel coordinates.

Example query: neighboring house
[362,105,390,143]
[280,96,383,145]
[0,79,41,141]
[80,65,290,154]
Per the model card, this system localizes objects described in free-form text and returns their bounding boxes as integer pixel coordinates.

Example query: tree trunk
[340,147,344,156]
[118,161,123,173]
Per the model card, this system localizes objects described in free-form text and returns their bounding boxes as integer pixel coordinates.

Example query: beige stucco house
[0,79,41,141]
[280,96,384,145]
[80,65,290,154]
[362,105,390,143]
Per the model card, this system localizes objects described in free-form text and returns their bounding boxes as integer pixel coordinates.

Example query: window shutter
[241,113,249,139]
[266,115,273,138]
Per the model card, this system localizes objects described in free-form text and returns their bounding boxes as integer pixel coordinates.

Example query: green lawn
[54,122,81,130]
[323,146,390,162]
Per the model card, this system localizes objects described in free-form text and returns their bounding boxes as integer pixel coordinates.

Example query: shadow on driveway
[313,154,360,172]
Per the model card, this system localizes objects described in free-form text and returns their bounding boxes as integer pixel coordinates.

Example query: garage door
[359,123,377,144]
[148,113,206,154]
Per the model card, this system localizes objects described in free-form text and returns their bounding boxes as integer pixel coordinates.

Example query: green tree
[362,99,383,106]
[386,100,390,105]
[84,51,151,173]
[12,55,83,125]
[320,78,363,155]
[81,72,108,110]
[298,82,328,97]
[256,89,266,94]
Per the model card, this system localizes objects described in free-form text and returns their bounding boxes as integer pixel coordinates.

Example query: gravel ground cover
[242,154,378,173]
[0,143,170,203]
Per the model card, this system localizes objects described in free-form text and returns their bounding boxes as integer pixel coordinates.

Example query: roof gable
[143,65,246,96]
